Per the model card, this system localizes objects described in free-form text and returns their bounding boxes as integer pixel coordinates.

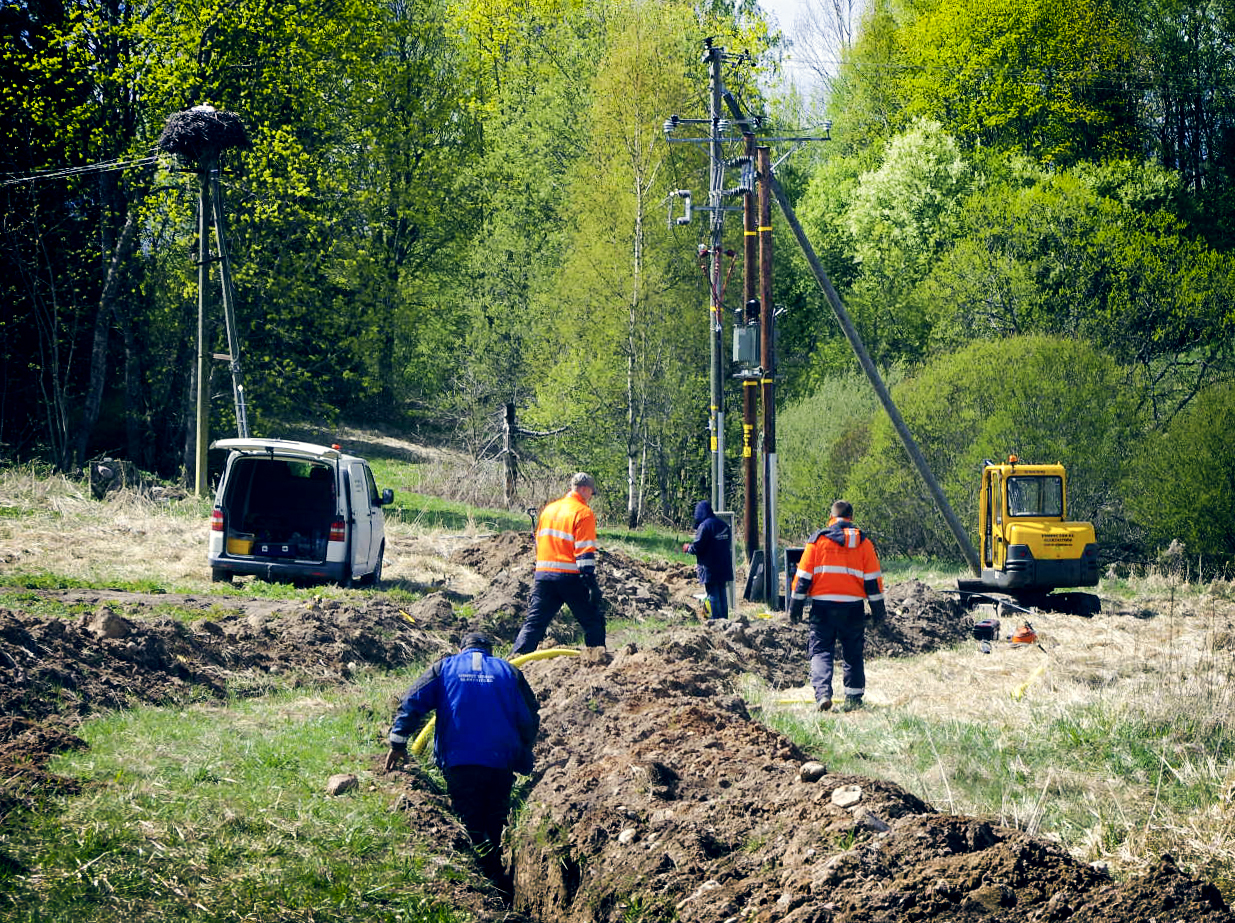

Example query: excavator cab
[961,456,1101,615]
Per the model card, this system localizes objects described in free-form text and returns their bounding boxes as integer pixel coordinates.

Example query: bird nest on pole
[157,107,250,163]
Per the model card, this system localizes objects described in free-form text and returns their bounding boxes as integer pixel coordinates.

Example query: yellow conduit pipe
[410,648,581,757]
[1011,660,1048,701]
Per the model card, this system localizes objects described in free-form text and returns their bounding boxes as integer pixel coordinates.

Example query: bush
[778,370,884,540]
[1125,381,1235,564]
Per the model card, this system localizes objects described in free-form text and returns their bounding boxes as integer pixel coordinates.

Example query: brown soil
[1,535,1231,922]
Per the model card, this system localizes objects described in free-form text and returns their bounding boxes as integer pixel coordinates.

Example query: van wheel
[359,544,384,587]
[211,568,232,584]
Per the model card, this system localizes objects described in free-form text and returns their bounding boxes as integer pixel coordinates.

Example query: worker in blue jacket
[683,500,734,621]
[385,632,540,885]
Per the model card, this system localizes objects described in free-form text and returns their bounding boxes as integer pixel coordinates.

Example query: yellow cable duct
[1011,660,1048,701]
[410,648,581,757]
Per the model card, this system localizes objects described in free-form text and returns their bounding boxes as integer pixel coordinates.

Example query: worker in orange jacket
[512,473,605,655]
[788,500,886,713]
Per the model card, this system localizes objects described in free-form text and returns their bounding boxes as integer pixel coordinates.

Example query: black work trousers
[443,764,516,883]
[512,575,604,655]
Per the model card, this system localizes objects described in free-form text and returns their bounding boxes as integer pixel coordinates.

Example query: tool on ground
[1010,621,1038,644]
[973,616,1000,654]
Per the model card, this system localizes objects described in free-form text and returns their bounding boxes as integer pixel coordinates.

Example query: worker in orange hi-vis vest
[788,499,887,714]
[512,473,604,655]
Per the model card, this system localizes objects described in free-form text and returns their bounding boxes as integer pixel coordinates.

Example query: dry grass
[755,583,1235,890]
[0,469,211,586]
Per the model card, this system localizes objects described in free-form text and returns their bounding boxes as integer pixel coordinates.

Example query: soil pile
[449,533,701,639]
[0,588,467,819]
[508,628,1232,923]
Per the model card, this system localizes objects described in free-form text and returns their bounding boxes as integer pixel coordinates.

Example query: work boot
[817,697,832,712]
[841,694,864,712]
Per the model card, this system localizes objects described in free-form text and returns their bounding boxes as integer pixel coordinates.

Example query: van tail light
[211,509,225,532]
[329,520,346,542]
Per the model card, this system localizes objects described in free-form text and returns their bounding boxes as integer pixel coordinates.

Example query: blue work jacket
[389,646,540,773]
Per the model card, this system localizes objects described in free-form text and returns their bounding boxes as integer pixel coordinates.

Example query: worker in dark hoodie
[787,500,886,713]
[682,500,734,621]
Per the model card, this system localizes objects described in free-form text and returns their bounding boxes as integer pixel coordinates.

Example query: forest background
[3,0,1234,572]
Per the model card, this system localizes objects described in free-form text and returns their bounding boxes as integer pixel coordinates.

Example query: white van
[207,438,393,586]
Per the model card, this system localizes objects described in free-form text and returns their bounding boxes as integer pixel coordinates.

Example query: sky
[750,0,825,93]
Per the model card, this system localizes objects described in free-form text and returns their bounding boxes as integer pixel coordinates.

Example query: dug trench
[0,530,1230,922]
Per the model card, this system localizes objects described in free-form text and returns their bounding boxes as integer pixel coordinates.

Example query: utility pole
[665,48,827,604]
[741,133,759,563]
[706,42,726,512]
[156,105,251,496]
[758,145,779,607]
[666,40,746,513]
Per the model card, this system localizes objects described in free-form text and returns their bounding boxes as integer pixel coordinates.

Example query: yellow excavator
[956,456,1101,615]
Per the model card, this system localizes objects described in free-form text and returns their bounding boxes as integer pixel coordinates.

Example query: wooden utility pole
[211,169,249,441]
[503,402,518,508]
[157,105,251,497]
[758,146,779,607]
[742,141,760,563]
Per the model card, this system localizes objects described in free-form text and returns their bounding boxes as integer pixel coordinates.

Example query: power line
[1,150,165,189]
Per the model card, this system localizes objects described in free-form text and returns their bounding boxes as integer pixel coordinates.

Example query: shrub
[1125,381,1235,565]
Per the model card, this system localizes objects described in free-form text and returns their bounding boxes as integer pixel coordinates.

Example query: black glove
[788,600,804,624]
[584,573,603,610]
[384,742,408,772]
[867,601,886,623]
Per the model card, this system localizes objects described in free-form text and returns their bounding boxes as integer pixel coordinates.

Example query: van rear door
[345,460,378,575]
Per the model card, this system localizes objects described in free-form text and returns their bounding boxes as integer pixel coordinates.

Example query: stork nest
[157,109,250,161]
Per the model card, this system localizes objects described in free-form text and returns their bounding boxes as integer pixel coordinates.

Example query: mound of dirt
[448,533,703,639]
[503,629,1233,923]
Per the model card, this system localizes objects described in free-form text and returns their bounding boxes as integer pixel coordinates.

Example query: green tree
[915,160,1235,422]
[1136,0,1235,243]
[841,119,975,364]
[824,0,910,153]
[1,0,157,468]
[1125,381,1235,560]
[898,0,1141,164]
[446,0,604,458]
[529,0,709,525]
[778,370,882,539]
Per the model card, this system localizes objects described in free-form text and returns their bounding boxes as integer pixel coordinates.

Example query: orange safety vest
[534,490,598,576]
[790,518,884,606]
